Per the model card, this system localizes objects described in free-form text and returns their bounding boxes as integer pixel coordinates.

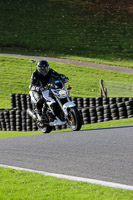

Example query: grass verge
[0,167,133,200]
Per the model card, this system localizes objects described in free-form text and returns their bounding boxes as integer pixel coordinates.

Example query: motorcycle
[27,78,82,133]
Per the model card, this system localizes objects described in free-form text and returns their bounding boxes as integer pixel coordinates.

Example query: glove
[64,77,69,83]
[60,75,69,83]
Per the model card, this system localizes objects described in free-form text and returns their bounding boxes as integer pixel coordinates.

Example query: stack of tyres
[89,98,95,107]
[15,94,22,110]
[16,110,22,131]
[110,103,119,120]
[117,102,127,119]
[116,97,123,103]
[21,94,27,110]
[9,110,16,131]
[11,93,33,110]
[109,97,116,105]
[125,101,133,118]
[77,97,83,108]
[96,106,104,122]
[81,108,90,124]
[95,97,102,107]
[21,110,27,131]
[89,107,97,123]
[0,111,6,131]
[4,111,10,131]
[102,97,109,105]
[109,98,118,120]
[103,104,112,121]
[122,97,129,102]
[10,94,16,109]
[26,112,32,131]
[129,97,133,101]
[83,98,89,108]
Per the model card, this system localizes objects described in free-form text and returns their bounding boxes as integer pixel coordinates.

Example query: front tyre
[36,122,52,134]
[67,107,82,131]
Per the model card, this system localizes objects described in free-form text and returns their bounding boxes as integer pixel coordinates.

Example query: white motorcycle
[27,78,82,133]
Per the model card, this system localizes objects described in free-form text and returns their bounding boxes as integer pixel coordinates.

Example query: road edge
[0,164,133,190]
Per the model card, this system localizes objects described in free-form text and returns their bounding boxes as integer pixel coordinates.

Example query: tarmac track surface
[0,125,133,186]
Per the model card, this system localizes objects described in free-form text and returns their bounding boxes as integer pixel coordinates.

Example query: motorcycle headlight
[59,90,67,96]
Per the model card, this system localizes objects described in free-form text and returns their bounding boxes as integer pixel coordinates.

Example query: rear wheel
[67,107,82,131]
[36,122,52,133]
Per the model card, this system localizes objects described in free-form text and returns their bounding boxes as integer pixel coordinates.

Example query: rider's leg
[30,91,43,121]
[35,99,44,121]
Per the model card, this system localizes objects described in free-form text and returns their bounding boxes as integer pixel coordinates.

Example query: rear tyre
[67,107,82,131]
[36,122,52,133]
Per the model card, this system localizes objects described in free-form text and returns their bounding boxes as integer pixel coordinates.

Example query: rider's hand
[60,75,69,83]
[64,77,69,83]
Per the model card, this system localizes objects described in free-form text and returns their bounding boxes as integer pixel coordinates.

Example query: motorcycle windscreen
[54,80,63,89]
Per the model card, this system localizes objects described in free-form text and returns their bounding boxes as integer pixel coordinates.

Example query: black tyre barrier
[10,94,33,110]
[102,97,109,105]
[81,108,90,125]
[95,97,103,107]
[1,94,133,131]
[9,94,133,110]
[0,109,37,131]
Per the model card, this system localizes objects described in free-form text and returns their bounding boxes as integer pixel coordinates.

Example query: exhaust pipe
[27,109,37,120]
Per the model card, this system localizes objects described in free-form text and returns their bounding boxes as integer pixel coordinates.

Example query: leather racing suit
[29,68,68,117]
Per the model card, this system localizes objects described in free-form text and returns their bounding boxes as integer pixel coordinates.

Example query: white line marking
[0,164,133,190]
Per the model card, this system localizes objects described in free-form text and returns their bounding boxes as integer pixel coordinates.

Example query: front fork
[55,96,76,117]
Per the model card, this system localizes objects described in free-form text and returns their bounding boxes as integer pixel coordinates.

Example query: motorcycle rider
[29,59,69,122]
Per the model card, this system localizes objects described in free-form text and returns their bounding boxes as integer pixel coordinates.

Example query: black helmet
[36,59,49,76]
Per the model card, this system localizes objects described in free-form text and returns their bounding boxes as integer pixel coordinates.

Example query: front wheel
[67,107,82,131]
[36,122,53,134]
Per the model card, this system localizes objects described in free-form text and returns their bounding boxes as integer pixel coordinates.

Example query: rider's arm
[50,69,69,83]
[29,71,41,91]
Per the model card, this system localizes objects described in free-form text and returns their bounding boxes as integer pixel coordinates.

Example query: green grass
[1,55,133,108]
[103,80,133,97]
[0,0,133,67]
[0,167,133,200]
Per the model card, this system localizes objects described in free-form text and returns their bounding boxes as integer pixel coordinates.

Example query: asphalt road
[0,126,133,186]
